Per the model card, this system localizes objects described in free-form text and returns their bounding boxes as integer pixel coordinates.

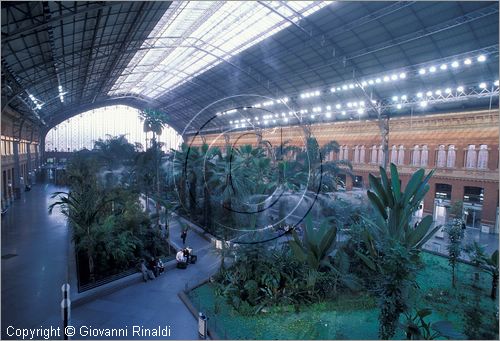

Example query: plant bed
[187,252,499,340]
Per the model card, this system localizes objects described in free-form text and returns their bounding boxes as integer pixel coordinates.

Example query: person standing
[181,228,187,245]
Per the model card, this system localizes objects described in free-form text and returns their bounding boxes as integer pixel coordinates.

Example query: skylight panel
[110,1,331,98]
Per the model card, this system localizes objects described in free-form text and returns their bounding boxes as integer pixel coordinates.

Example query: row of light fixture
[28,94,43,110]
[229,79,499,129]
[418,54,487,75]
[324,53,489,95]
[58,85,65,103]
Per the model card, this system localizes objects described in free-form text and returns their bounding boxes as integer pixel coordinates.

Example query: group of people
[141,226,196,279]
[176,247,195,266]
[140,257,165,282]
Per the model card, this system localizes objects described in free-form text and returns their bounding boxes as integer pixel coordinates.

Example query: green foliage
[449,201,463,218]
[289,214,337,271]
[356,164,440,339]
[483,250,499,299]
[50,142,172,285]
[139,108,169,138]
[444,218,465,287]
[400,308,465,339]
[215,241,357,315]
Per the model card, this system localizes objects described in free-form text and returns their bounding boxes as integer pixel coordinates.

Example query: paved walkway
[70,218,220,340]
[2,183,220,339]
[2,184,70,339]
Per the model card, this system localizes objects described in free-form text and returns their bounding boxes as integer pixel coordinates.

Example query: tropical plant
[483,250,499,299]
[139,108,169,147]
[464,241,486,285]
[400,308,464,340]
[289,138,349,193]
[444,218,465,288]
[49,187,112,281]
[449,200,463,219]
[355,164,440,339]
[139,109,169,221]
[289,214,338,271]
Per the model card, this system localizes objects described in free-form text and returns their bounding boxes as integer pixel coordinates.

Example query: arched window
[446,145,456,168]
[412,145,420,166]
[354,146,360,163]
[359,145,365,164]
[397,145,405,165]
[378,145,385,165]
[338,147,344,161]
[436,145,446,167]
[391,145,398,164]
[343,146,349,161]
[371,145,378,164]
[420,145,428,167]
[477,144,488,169]
[466,145,476,168]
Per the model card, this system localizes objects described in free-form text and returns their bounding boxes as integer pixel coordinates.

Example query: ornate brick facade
[187,109,499,232]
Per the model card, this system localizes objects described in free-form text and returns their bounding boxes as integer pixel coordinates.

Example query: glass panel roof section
[109,1,331,98]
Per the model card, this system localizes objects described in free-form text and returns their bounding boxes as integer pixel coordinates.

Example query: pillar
[456,144,466,169]
[12,140,21,199]
[26,142,32,185]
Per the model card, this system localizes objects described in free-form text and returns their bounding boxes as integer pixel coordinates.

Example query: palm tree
[139,109,169,148]
[295,137,353,193]
[139,109,169,222]
[49,185,112,282]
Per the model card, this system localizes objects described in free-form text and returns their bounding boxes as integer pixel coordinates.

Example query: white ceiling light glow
[110,1,330,98]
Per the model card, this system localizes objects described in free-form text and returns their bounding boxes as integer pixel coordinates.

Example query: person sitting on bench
[176,249,188,269]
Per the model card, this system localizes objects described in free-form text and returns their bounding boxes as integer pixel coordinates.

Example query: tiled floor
[2,184,70,339]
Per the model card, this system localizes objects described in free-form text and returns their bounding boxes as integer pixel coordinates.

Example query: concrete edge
[178,279,221,340]
[72,259,177,307]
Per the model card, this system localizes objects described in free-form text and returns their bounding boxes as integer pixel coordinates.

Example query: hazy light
[479,82,487,89]
[451,61,459,68]
[419,68,426,75]
[464,58,472,65]
[477,55,486,62]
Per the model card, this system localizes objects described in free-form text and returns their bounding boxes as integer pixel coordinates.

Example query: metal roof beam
[347,3,499,61]
[2,2,121,43]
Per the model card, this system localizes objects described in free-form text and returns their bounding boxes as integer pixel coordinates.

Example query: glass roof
[109,1,331,98]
